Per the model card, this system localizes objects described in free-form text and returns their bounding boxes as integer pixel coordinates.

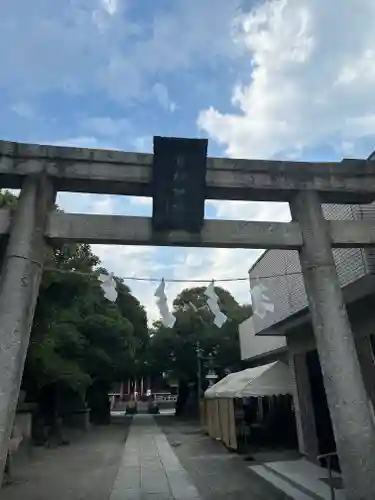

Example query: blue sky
[1,0,375,321]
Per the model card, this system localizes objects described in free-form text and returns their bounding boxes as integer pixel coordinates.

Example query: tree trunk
[175,380,190,417]
[87,382,111,425]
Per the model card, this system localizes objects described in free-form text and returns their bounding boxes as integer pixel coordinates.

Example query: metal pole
[197,341,202,411]
[318,452,337,500]
[0,175,55,486]
[290,190,375,500]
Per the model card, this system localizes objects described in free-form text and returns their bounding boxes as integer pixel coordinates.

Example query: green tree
[114,278,149,380]
[148,286,252,416]
[0,189,18,209]
[0,189,16,270]
[0,190,148,430]
[23,243,139,428]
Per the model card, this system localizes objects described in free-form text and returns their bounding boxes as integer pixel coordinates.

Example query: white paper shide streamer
[154,279,176,328]
[204,282,227,328]
[98,273,118,302]
[250,280,274,319]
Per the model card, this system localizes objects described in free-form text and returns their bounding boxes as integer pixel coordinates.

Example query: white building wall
[239,316,286,361]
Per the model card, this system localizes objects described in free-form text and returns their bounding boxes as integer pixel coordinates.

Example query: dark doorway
[306,350,340,471]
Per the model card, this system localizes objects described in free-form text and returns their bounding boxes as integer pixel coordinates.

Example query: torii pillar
[0,174,55,486]
[291,190,375,500]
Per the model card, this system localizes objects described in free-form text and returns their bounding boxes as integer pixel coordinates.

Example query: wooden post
[0,174,55,486]
[290,190,375,500]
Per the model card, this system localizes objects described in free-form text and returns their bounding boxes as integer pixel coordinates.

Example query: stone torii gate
[1,139,375,498]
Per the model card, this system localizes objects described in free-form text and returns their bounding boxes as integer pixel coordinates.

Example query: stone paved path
[157,416,291,500]
[110,414,201,500]
[1,414,292,500]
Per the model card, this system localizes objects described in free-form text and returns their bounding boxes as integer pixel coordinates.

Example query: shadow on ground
[1,415,132,500]
[3,415,292,500]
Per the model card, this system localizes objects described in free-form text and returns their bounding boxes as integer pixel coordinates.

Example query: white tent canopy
[204,361,293,399]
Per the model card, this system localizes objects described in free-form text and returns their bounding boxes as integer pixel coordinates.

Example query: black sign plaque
[152,136,208,233]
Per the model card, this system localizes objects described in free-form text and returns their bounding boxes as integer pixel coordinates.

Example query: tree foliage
[0,190,148,408]
[0,188,253,420]
[148,285,252,413]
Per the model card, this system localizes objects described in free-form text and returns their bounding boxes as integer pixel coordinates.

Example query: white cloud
[209,201,290,222]
[157,246,255,323]
[91,197,114,214]
[129,197,152,207]
[102,0,244,104]
[93,244,164,321]
[11,102,35,118]
[50,136,118,150]
[198,0,375,159]
[0,0,242,105]
[11,0,375,326]
[56,193,117,215]
[132,136,153,153]
[82,117,131,138]
[101,0,120,16]
[152,83,176,112]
